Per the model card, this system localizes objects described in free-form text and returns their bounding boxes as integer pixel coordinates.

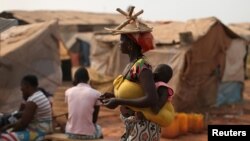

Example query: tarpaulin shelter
[65,31,128,77]
[66,33,93,68]
[229,24,250,41]
[0,11,125,82]
[228,24,250,78]
[63,32,115,94]
[146,17,246,112]
[0,10,124,43]
[90,33,128,77]
[0,21,64,113]
[0,18,18,32]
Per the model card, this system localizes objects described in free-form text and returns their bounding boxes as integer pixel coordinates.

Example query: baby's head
[153,64,173,83]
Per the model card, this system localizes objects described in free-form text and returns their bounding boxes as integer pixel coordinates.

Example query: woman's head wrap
[126,33,154,53]
[105,6,154,53]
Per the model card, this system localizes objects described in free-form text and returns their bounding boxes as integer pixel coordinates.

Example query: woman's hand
[99,92,115,103]
[102,98,119,109]
[100,92,115,99]
[0,123,14,132]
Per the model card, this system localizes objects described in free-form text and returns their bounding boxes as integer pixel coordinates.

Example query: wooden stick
[116,8,128,17]
[132,10,143,19]
[114,10,144,30]
[115,19,132,30]
[128,6,135,16]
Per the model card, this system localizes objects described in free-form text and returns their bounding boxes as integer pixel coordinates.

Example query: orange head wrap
[126,32,154,53]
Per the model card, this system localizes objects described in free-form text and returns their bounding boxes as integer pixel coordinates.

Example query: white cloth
[65,83,101,135]
[27,90,52,121]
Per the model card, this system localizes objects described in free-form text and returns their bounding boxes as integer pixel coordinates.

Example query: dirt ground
[53,80,250,141]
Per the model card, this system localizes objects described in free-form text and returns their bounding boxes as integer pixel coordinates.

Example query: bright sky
[1,0,249,24]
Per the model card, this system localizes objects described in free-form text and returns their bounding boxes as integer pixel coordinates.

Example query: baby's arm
[157,86,169,110]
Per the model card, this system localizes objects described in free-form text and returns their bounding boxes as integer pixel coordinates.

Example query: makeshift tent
[62,32,93,80]
[230,23,250,31]
[0,17,18,69]
[0,10,124,46]
[0,11,127,82]
[90,33,129,77]
[66,32,128,77]
[0,10,124,26]
[229,24,250,78]
[0,21,63,113]
[66,33,93,67]
[0,18,18,32]
[147,17,246,112]
[62,32,115,94]
[229,24,250,41]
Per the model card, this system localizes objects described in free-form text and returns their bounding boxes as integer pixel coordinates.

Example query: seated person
[0,75,53,141]
[37,87,53,106]
[65,67,103,140]
[0,87,53,130]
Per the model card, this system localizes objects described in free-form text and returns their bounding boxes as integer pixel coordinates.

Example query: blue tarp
[216,81,243,107]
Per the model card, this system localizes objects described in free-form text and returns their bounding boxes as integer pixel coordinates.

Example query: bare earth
[53,80,250,141]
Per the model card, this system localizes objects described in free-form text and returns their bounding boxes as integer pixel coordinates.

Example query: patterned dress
[120,58,161,141]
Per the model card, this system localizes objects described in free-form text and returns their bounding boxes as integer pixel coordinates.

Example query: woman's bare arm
[12,102,37,131]
[107,69,159,111]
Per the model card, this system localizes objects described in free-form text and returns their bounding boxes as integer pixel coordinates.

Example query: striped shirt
[27,90,52,121]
